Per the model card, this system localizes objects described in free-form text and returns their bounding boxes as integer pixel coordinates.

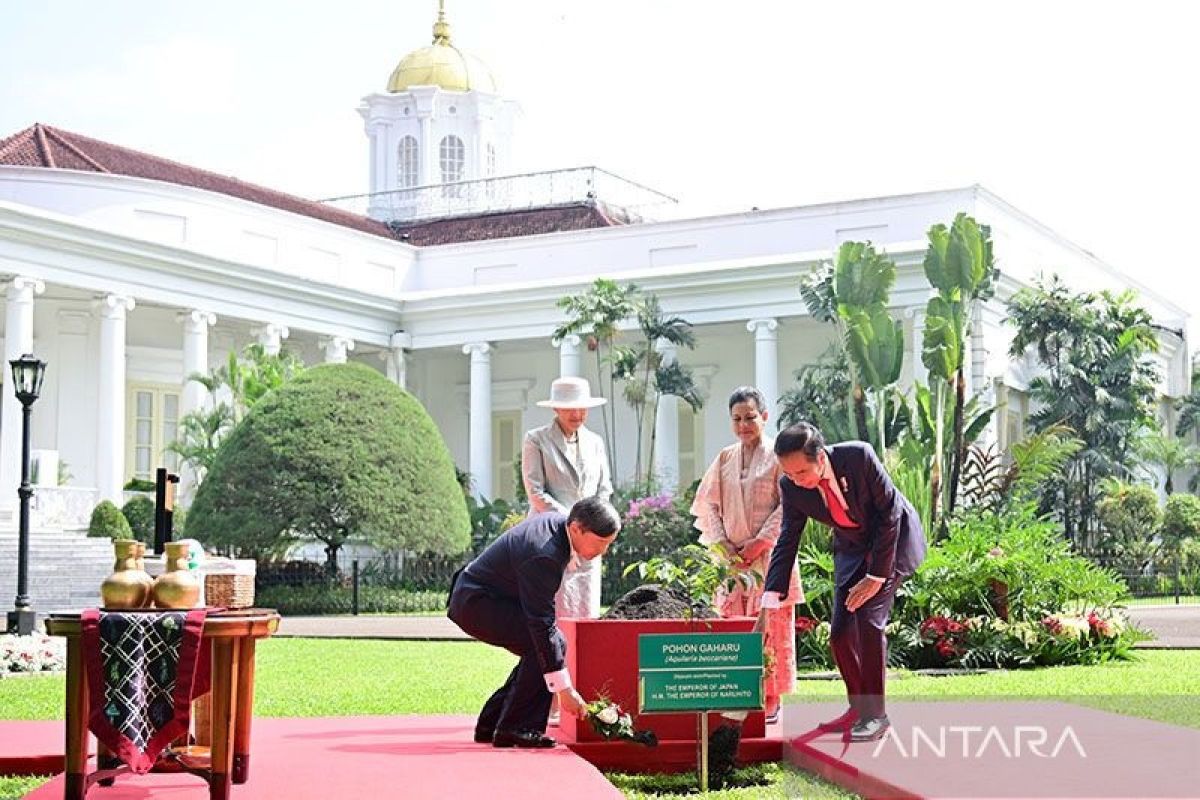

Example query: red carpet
[10,715,623,800]
[784,701,1200,800]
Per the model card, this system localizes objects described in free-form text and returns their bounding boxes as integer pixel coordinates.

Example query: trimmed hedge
[188,363,470,560]
[88,500,133,539]
[254,584,447,615]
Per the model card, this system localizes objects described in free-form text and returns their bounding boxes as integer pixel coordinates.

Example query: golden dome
[387,3,496,94]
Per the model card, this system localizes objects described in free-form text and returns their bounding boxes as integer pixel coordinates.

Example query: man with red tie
[758,422,926,742]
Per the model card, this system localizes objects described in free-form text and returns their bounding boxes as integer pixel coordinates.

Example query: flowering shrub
[920,615,969,662]
[605,492,708,603]
[794,616,833,668]
[626,493,675,519]
[0,632,65,674]
[584,697,657,747]
[888,608,1146,669]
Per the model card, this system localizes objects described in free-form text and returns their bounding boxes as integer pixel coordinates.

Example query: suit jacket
[453,513,571,674]
[522,423,613,515]
[764,441,926,593]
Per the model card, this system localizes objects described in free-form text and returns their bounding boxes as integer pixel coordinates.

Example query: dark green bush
[88,500,133,539]
[121,495,155,545]
[256,560,332,590]
[254,584,446,615]
[189,363,470,563]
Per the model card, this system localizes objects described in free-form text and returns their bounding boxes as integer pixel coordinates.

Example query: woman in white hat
[521,376,613,621]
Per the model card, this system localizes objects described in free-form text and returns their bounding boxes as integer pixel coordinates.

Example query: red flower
[795,616,819,635]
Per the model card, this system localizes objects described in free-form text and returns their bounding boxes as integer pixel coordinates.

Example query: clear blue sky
[2,1,1197,329]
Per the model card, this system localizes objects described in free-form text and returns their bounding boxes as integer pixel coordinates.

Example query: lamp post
[7,353,46,635]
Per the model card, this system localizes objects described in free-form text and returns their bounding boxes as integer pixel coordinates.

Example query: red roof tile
[0,123,633,246]
[0,123,395,239]
[390,201,632,245]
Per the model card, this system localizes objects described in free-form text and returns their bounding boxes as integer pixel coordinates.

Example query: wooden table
[45,609,280,800]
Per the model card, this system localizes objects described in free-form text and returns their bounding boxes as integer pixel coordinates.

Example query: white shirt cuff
[544,669,573,693]
[760,591,782,609]
[865,574,886,583]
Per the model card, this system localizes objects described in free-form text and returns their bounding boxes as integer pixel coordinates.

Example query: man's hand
[845,576,883,613]
[557,688,587,719]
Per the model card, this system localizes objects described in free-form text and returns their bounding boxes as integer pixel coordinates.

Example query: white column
[746,318,780,424]
[384,331,411,389]
[96,294,135,505]
[463,342,493,499]
[653,340,680,494]
[252,323,289,356]
[905,307,929,386]
[0,276,45,516]
[321,336,355,364]
[178,309,216,500]
[420,115,436,188]
[557,334,582,378]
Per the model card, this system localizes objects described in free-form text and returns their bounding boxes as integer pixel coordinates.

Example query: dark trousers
[829,574,901,719]
[448,587,556,735]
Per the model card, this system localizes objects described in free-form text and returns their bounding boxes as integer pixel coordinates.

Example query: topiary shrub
[88,500,133,539]
[121,495,155,545]
[187,363,470,568]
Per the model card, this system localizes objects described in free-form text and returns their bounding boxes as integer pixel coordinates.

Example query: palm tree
[1136,431,1200,495]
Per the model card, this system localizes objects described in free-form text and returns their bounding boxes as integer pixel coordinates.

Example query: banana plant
[834,241,903,449]
[922,213,996,524]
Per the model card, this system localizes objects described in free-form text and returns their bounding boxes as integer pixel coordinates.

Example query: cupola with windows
[358,1,519,222]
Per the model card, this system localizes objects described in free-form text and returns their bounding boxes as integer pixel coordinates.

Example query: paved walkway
[276,614,471,640]
[274,605,1200,647]
[1126,604,1200,648]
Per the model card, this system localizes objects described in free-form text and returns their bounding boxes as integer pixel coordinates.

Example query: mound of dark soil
[602,583,718,620]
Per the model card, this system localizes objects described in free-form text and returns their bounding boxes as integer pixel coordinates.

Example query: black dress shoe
[473,727,494,744]
[847,715,890,742]
[492,730,556,749]
[817,708,859,732]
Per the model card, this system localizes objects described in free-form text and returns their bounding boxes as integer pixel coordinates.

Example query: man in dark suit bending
[759,422,926,742]
[448,496,621,748]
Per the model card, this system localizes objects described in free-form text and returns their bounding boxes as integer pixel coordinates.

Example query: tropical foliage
[1007,276,1161,546]
[167,343,306,482]
[921,213,996,523]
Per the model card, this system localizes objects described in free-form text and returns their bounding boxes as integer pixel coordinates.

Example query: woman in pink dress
[690,386,803,722]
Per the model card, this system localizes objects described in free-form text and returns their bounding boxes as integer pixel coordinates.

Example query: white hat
[536,377,607,409]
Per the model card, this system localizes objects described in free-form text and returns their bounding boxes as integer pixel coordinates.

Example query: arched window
[440,135,465,196]
[397,136,419,188]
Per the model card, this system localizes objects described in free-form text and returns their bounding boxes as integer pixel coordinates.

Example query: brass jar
[134,542,154,607]
[152,542,201,609]
[100,539,154,609]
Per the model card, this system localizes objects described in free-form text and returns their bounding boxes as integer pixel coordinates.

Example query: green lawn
[3,643,1198,800]
[0,775,46,800]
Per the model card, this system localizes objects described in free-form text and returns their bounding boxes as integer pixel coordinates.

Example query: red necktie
[819,477,857,529]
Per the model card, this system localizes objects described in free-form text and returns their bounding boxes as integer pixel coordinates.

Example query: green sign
[638,632,764,713]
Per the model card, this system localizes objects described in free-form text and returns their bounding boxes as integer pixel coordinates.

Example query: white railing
[319,166,677,224]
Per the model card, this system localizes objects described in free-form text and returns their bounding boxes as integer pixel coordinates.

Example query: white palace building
[0,7,1190,600]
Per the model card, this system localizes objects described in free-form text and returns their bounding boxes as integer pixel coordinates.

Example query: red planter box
[558,618,766,744]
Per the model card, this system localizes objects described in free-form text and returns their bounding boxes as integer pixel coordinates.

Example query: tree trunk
[324,542,339,578]
[647,395,659,495]
[853,385,870,442]
[947,369,966,513]
[930,382,945,530]
[596,347,616,477]
[876,388,887,452]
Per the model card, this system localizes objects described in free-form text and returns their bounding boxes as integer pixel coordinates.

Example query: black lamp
[7,353,46,635]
